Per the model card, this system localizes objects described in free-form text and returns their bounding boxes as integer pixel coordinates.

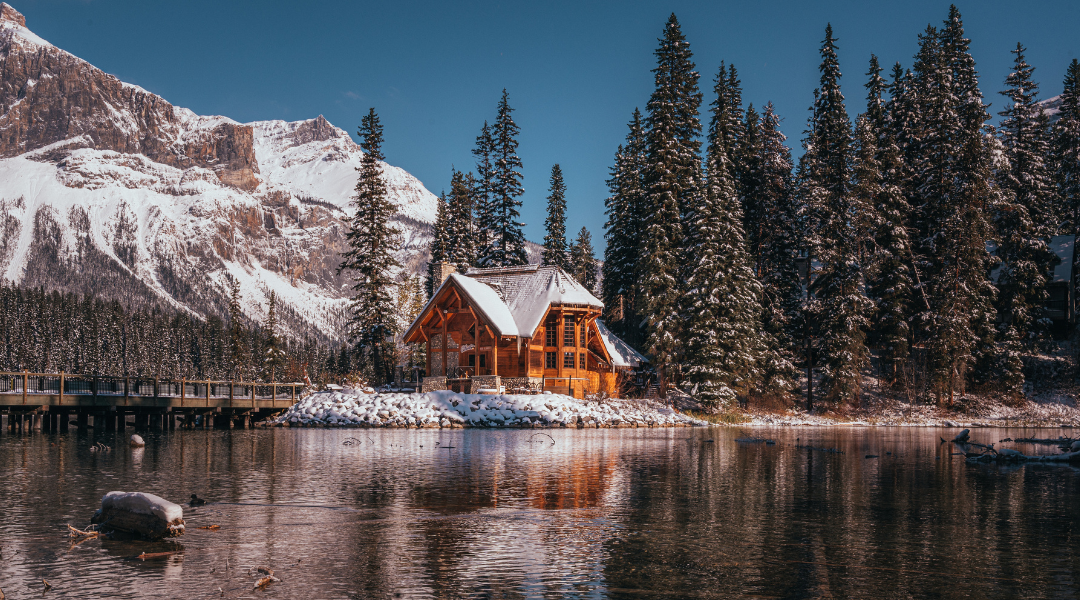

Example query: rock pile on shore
[270,391,706,429]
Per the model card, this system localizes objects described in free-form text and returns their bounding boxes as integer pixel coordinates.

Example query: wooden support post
[59,372,64,406]
[493,336,498,376]
[291,383,296,402]
[59,410,69,432]
[442,310,448,377]
[22,371,27,405]
[180,378,185,406]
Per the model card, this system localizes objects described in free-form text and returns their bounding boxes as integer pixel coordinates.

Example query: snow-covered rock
[272,391,707,429]
[91,491,185,539]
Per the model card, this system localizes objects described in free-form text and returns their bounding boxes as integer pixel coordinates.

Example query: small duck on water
[189,494,207,506]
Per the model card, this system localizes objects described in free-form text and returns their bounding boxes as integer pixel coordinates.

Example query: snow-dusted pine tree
[906,8,999,402]
[445,169,478,273]
[472,121,496,264]
[338,108,402,385]
[996,43,1058,349]
[569,227,598,293]
[542,164,569,269]
[1056,60,1080,236]
[638,14,702,397]
[798,24,873,406]
[425,191,451,298]
[602,109,647,348]
[683,134,763,408]
[227,277,246,380]
[481,90,529,267]
[862,55,916,386]
[262,290,285,382]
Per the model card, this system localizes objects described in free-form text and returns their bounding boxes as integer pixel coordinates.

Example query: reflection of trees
[2,428,1080,597]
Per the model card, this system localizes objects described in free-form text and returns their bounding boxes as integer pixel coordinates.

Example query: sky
[12,0,1080,246]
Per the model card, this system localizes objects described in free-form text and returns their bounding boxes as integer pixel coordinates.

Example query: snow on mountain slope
[0,3,437,342]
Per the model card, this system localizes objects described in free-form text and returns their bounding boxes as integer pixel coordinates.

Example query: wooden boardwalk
[0,372,302,432]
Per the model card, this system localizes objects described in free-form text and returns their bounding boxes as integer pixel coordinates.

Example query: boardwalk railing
[0,372,303,410]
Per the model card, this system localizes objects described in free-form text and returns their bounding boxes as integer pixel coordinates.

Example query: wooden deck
[0,372,303,431]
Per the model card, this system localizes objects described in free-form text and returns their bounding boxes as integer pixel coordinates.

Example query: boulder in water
[90,492,184,539]
[130,434,145,448]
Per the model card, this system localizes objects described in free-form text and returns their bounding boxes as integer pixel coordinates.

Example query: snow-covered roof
[447,272,520,336]
[466,265,603,337]
[595,319,648,368]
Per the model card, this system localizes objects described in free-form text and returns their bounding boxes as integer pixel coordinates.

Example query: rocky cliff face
[0,4,260,190]
[0,3,439,342]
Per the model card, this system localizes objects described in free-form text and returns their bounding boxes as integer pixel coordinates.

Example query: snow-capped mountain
[0,3,438,341]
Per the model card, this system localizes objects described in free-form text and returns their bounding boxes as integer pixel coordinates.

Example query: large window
[545,352,557,369]
[564,351,575,368]
[545,319,557,347]
[579,353,586,370]
[564,315,575,347]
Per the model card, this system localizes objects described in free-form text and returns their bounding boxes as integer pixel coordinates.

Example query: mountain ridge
[0,2,440,343]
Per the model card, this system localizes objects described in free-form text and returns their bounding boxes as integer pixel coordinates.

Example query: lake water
[0,425,1078,599]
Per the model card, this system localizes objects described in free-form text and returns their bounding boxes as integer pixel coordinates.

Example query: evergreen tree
[426,191,451,298]
[862,55,916,386]
[798,24,873,406]
[263,290,285,382]
[445,169,478,273]
[480,90,528,266]
[338,108,402,385]
[1056,60,1080,238]
[542,164,569,269]
[569,227,599,293]
[755,103,803,394]
[602,109,647,348]
[906,7,1000,402]
[227,277,246,380]
[472,121,496,262]
[639,14,703,396]
[996,42,1057,351]
[683,131,763,408]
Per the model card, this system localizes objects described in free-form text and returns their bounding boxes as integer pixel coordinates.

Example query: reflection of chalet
[403,264,646,397]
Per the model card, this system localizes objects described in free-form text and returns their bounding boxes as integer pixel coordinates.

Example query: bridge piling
[59,410,68,432]
[76,412,87,431]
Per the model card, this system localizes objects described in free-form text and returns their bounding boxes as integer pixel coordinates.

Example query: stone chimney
[0,3,26,27]
[435,262,456,285]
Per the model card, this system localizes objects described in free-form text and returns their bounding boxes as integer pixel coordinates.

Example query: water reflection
[0,426,1077,598]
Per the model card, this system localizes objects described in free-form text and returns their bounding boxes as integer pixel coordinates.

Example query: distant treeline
[0,282,352,382]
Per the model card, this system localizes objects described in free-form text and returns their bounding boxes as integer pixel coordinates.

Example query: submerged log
[967,450,1080,464]
[90,492,184,539]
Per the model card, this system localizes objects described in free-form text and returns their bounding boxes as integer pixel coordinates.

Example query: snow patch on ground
[273,391,707,429]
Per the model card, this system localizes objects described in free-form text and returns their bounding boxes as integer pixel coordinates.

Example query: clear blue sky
[13,0,1080,246]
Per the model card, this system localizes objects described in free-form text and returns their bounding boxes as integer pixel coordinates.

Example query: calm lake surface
[0,425,1078,599]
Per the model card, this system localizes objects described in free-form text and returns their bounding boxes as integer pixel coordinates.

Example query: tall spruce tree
[227,277,246,380]
[756,103,803,394]
[1056,60,1080,321]
[444,169,478,273]
[569,227,599,293]
[683,129,763,407]
[472,121,496,263]
[906,7,999,402]
[338,108,401,385]
[542,164,569,269]
[602,109,647,348]
[996,43,1057,351]
[862,55,916,386]
[799,24,873,406]
[426,191,451,298]
[639,14,702,396]
[480,90,529,267]
[263,290,285,382]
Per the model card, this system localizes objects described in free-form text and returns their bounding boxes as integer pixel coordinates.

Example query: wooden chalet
[402,264,646,398]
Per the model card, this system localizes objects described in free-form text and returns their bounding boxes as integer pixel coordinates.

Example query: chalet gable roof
[466,265,603,337]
